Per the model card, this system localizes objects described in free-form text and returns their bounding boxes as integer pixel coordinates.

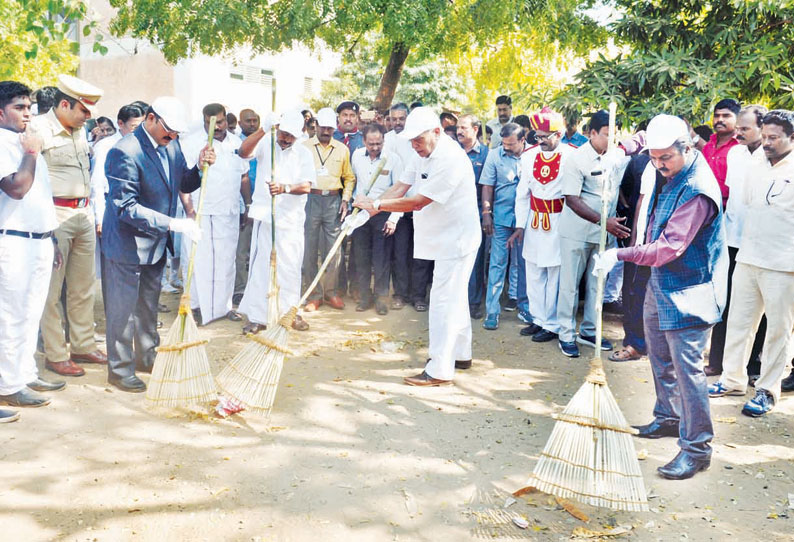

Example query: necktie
[156,146,170,183]
[343,134,350,147]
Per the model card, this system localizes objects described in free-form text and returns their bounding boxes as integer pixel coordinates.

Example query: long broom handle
[179,116,217,340]
[593,102,618,362]
[297,157,388,308]
[268,80,279,325]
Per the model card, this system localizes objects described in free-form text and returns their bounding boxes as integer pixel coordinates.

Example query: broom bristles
[530,360,649,512]
[215,307,297,416]
[145,310,217,408]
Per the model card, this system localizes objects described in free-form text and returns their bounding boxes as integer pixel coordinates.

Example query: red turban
[529,106,564,133]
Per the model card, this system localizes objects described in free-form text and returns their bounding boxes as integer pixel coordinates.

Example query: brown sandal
[609,345,643,362]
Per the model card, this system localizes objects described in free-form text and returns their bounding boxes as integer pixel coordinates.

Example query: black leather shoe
[109,375,147,393]
[657,451,710,480]
[27,377,66,392]
[469,304,484,320]
[455,359,472,370]
[633,419,679,439]
[520,323,542,336]
[0,388,51,407]
[782,369,794,392]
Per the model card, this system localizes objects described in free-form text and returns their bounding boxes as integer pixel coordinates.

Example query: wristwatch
[284,184,292,194]
[373,199,381,211]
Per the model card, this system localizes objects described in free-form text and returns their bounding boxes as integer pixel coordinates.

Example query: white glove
[592,248,619,277]
[169,218,202,240]
[342,211,370,236]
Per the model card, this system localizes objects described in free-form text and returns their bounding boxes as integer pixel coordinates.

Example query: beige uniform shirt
[737,152,794,272]
[31,110,92,222]
[303,136,355,200]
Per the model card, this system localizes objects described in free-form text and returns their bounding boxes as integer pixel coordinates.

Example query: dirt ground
[2,288,794,542]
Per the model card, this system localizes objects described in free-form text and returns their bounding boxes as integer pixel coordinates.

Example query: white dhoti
[182,213,239,324]
[426,249,478,381]
[525,262,560,334]
[238,219,303,326]
[0,236,53,395]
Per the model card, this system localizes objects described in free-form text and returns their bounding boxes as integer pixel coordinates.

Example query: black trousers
[621,263,651,353]
[103,255,165,379]
[390,213,413,300]
[709,246,764,374]
[352,212,393,301]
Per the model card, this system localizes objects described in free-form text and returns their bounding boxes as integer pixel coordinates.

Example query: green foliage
[555,0,794,125]
[0,0,94,87]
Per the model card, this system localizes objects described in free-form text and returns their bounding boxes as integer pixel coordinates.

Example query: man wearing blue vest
[595,114,727,480]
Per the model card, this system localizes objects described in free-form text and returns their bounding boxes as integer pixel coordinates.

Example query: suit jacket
[102,124,201,265]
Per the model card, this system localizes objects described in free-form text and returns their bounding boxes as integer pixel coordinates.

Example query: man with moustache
[511,107,574,342]
[486,95,514,149]
[0,81,64,413]
[102,97,215,392]
[233,108,261,306]
[595,114,727,480]
[702,99,741,209]
[708,110,794,416]
[705,105,767,377]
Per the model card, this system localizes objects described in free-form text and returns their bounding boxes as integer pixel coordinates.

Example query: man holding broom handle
[102,97,215,393]
[354,107,480,386]
[594,114,727,480]
[237,109,315,333]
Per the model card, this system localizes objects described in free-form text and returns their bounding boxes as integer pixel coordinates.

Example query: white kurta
[402,135,480,380]
[724,144,765,248]
[0,127,58,395]
[238,136,316,325]
[180,130,249,324]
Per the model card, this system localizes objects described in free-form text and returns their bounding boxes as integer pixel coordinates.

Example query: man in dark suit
[102,97,215,392]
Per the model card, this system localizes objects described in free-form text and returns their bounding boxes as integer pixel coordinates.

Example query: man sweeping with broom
[594,114,728,480]
[354,107,481,385]
[103,97,215,393]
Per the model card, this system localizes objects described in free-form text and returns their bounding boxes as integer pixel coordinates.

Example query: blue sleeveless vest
[646,153,728,331]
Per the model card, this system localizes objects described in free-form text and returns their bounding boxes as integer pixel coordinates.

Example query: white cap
[399,107,441,140]
[645,114,690,150]
[316,107,337,128]
[277,109,305,137]
[151,96,188,133]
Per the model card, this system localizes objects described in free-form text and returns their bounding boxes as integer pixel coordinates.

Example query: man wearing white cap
[301,107,355,311]
[32,74,108,377]
[594,113,727,480]
[237,109,316,332]
[180,103,251,325]
[354,107,480,386]
[102,97,216,392]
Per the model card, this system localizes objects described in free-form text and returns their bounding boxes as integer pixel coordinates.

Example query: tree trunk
[373,42,410,112]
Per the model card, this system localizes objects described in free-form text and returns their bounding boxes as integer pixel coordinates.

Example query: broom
[527,103,649,512]
[215,156,388,416]
[145,117,218,409]
[266,81,280,327]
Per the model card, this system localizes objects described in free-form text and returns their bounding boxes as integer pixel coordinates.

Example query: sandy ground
[2,288,794,542]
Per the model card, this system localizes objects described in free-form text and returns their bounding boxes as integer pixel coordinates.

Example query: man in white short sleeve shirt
[354,107,480,385]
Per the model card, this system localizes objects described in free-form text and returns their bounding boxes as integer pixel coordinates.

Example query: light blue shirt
[561,131,588,148]
[479,146,521,227]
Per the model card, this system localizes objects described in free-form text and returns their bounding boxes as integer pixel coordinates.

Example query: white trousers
[182,213,239,324]
[0,235,53,395]
[238,220,303,326]
[426,250,477,381]
[525,262,560,333]
[720,263,794,402]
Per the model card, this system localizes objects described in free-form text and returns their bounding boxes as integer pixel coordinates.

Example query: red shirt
[701,133,739,205]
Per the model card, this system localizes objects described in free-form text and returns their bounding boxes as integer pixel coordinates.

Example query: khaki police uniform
[31,75,104,364]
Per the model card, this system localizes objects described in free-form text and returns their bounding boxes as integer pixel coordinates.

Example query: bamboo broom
[266,81,280,327]
[145,117,218,409]
[215,157,389,416]
[528,103,649,512]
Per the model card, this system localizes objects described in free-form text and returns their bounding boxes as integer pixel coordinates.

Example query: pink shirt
[702,133,739,205]
[617,195,716,267]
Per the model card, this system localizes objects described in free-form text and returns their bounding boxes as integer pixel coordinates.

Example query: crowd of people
[1,74,793,480]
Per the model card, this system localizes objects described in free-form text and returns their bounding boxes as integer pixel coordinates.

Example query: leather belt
[309,189,341,196]
[53,197,90,208]
[0,229,54,239]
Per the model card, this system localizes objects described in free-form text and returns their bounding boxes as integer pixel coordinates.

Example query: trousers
[234,217,253,297]
[425,249,478,381]
[720,263,794,402]
[41,210,98,361]
[352,212,392,301]
[0,236,52,395]
[644,288,714,459]
[525,262,560,333]
[621,262,650,353]
[303,193,342,300]
[557,237,600,342]
[485,224,528,316]
[103,255,165,379]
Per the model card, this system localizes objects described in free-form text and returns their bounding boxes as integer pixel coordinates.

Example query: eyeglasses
[157,117,179,137]
[534,133,556,141]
